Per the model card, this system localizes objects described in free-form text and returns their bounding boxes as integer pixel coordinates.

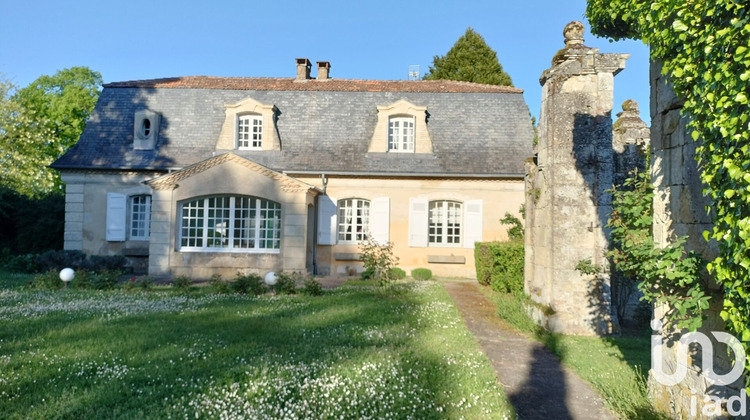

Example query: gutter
[281,170,525,179]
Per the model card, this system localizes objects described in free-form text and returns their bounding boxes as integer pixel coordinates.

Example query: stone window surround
[216,97,280,151]
[129,195,151,241]
[368,99,433,153]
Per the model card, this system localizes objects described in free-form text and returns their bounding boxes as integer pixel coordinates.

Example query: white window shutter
[369,197,390,245]
[408,197,428,247]
[106,192,127,242]
[463,199,483,249]
[317,195,337,245]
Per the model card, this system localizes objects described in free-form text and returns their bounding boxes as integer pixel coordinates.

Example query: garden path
[443,280,617,420]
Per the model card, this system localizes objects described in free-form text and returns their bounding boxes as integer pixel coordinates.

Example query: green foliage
[607,167,707,331]
[500,212,524,240]
[35,250,126,273]
[29,270,64,290]
[411,268,433,281]
[423,27,513,86]
[360,267,375,281]
[173,275,192,290]
[0,186,64,254]
[273,272,300,295]
[474,241,524,295]
[359,238,400,287]
[575,258,602,276]
[302,277,324,296]
[389,267,407,280]
[1,68,101,197]
[2,253,39,273]
[208,274,232,294]
[233,272,266,296]
[587,0,750,387]
[28,268,121,290]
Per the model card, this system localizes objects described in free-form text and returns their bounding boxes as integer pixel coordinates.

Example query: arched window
[337,198,370,243]
[428,200,462,245]
[237,115,263,149]
[388,116,415,152]
[179,195,280,252]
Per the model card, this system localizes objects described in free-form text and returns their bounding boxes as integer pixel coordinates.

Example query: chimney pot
[295,58,311,81]
[317,61,331,80]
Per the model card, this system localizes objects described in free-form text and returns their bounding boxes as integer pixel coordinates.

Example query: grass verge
[482,287,667,420]
[0,279,513,419]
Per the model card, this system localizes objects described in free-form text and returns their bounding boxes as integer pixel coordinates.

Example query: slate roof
[52,76,535,177]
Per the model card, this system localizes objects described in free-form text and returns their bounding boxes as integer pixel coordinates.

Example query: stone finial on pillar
[613,99,650,153]
[563,21,585,47]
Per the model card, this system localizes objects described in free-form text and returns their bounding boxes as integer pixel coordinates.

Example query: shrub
[137,277,155,290]
[209,274,232,294]
[36,250,86,271]
[302,277,323,296]
[360,267,375,281]
[173,275,192,290]
[389,267,406,280]
[411,268,432,281]
[233,273,265,296]
[80,255,127,272]
[29,270,64,290]
[359,238,399,287]
[274,272,300,295]
[4,253,40,273]
[79,270,120,290]
[474,241,524,295]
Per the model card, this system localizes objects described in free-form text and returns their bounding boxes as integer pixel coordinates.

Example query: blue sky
[0,0,650,121]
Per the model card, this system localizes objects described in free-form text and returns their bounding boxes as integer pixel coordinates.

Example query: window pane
[337,198,370,243]
[429,200,462,246]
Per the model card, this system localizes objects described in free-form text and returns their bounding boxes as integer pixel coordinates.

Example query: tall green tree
[0,67,101,197]
[424,27,513,86]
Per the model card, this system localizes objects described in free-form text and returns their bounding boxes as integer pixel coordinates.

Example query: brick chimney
[295,58,311,81]
[317,61,331,80]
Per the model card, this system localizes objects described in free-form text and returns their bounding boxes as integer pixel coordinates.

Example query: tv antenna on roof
[408,65,420,80]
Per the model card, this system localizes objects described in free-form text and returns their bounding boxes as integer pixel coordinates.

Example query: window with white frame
[428,200,462,246]
[237,115,263,149]
[388,116,415,152]
[337,198,370,243]
[179,195,280,251]
[129,195,151,240]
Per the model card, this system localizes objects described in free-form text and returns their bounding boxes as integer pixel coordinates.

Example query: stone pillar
[647,59,748,419]
[524,21,628,335]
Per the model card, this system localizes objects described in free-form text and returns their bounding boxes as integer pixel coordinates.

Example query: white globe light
[59,268,75,283]
[264,271,277,286]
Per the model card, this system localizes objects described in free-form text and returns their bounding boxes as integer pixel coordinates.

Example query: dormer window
[368,99,432,153]
[217,97,279,151]
[388,116,415,152]
[237,115,263,149]
[133,110,160,151]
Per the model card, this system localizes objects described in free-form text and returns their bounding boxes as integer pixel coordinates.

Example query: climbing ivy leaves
[587,0,750,388]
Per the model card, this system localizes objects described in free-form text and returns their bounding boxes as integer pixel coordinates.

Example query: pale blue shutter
[463,199,483,249]
[317,195,337,245]
[369,197,390,245]
[408,197,428,247]
[106,192,127,242]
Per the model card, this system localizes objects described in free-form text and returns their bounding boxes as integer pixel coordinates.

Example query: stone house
[52,59,534,279]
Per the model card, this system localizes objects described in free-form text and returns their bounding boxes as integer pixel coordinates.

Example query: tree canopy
[423,28,513,86]
[0,67,101,197]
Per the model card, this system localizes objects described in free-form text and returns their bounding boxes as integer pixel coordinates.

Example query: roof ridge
[103,76,524,94]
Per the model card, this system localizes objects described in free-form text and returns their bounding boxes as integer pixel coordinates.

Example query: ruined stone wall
[647,60,748,420]
[524,22,628,336]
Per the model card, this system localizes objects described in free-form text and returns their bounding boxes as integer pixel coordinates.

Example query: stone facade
[647,60,748,419]
[524,22,629,336]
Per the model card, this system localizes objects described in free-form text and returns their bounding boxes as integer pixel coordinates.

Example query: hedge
[474,240,524,295]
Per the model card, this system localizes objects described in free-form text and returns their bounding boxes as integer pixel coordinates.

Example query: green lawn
[0,277,514,419]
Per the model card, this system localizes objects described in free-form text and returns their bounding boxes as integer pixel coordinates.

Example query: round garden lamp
[59,268,75,288]
[264,271,277,286]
